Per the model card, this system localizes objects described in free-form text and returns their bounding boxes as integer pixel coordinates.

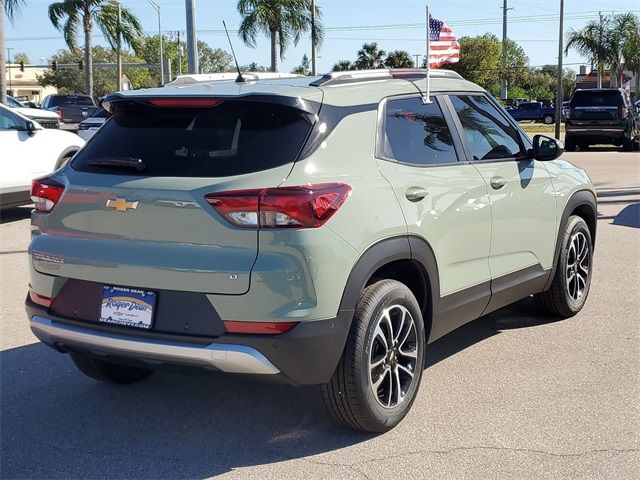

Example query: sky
[4,0,639,74]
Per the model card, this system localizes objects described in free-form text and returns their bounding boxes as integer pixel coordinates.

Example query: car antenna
[223,20,245,83]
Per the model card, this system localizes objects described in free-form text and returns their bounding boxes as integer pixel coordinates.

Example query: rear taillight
[31,177,65,212]
[55,107,63,121]
[205,183,351,229]
[148,98,223,108]
[29,290,53,308]
[620,106,629,118]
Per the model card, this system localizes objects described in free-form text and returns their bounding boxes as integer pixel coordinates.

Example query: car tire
[322,279,425,432]
[534,215,593,318]
[622,138,635,152]
[564,138,576,152]
[543,115,554,125]
[70,352,154,384]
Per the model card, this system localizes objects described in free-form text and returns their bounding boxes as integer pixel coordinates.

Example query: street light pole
[555,0,565,140]
[146,0,164,85]
[500,0,513,100]
[116,2,122,91]
[185,0,199,74]
[311,0,316,75]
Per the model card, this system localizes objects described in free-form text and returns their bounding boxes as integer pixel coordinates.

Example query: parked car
[507,101,557,124]
[26,69,596,432]
[41,94,98,124]
[0,104,84,209]
[76,107,109,141]
[565,88,640,151]
[5,95,60,129]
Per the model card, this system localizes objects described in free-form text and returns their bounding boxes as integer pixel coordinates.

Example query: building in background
[4,64,57,105]
[575,65,637,97]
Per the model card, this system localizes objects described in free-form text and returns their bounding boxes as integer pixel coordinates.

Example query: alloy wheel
[566,231,590,301]
[368,304,419,408]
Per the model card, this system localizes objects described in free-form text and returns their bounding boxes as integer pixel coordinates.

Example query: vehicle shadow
[0,298,563,479]
[0,206,32,224]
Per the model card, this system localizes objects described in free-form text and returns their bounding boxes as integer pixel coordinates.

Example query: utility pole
[6,48,13,95]
[185,0,199,74]
[146,1,163,85]
[554,0,564,140]
[178,31,183,76]
[311,0,317,75]
[597,11,603,89]
[116,2,122,91]
[500,0,513,100]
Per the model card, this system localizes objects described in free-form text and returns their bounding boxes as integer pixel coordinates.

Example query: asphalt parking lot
[1,148,638,480]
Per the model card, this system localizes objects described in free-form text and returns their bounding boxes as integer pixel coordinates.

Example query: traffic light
[78,60,83,70]
[51,61,57,71]
[19,61,25,72]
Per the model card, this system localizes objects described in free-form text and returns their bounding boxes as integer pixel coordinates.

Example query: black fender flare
[337,235,440,337]
[544,189,597,291]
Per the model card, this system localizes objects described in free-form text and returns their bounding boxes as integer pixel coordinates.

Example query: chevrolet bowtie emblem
[106,198,138,212]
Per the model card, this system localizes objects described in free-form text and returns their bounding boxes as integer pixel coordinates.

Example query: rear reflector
[205,183,351,229]
[148,98,223,108]
[31,177,65,212]
[29,291,53,308]
[223,321,298,335]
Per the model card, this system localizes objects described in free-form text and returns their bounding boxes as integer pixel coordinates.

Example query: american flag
[428,15,461,68]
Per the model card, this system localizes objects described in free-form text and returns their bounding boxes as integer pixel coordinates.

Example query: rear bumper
[565,124,630,142]
[30,315,279,375]
[26,299,354,385]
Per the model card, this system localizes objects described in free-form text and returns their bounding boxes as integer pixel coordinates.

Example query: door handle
[405,186,430,202]
[490,176,507,190]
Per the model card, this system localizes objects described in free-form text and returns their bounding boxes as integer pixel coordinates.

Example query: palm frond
[48,1,82,53]
[3,0,26,22]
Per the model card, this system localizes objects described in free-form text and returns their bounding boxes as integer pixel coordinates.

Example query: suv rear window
[570,90,623,107]
[71,101,314,177]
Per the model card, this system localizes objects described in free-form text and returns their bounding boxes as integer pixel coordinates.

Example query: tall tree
[332,60,356,72]
[620,14,640,97]
[48,0,143,97]
[237,0,323,72]
[565,18,611,89]
[384,50,414,68]
[1,0,26,104]
[356,43,386,69]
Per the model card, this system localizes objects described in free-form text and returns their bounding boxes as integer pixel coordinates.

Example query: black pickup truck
[565,89,640,151]
[41,94,98,125]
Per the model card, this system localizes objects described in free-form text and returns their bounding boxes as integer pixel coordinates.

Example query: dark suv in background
[565,88,640,151]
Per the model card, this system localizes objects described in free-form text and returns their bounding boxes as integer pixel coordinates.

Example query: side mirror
[531,134,563,161]
[25,120,37,136]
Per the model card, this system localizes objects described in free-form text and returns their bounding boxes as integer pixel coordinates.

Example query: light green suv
[26,69,596,432]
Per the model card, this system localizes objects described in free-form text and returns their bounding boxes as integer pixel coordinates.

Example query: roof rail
[309,68,463,87]
[167,72,304,87]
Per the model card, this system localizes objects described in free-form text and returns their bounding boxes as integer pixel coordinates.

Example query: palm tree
[384,50,414,68]
[332,60,355,72]
[238,0,323,73]
[48,0,143,97]
[1,0,25,104]
[356,43,386,69]
[565,18,612,88]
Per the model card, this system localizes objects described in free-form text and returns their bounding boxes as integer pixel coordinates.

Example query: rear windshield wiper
[88,157,146,172]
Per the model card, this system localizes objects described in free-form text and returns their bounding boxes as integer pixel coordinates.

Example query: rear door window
[71,100,314,177]
[380,96,459,165]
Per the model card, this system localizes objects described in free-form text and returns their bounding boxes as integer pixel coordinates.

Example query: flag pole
[424,5,432,103]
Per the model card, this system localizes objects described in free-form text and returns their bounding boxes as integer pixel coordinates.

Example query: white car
[6,95,61,129]
[76,107,108,141]
[0,104,84,209]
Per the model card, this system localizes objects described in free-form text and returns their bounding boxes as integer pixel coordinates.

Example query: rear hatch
[30,97,316,295]
[569,90,624,124]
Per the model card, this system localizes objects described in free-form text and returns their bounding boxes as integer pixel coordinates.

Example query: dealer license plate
[100,286,156,330]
